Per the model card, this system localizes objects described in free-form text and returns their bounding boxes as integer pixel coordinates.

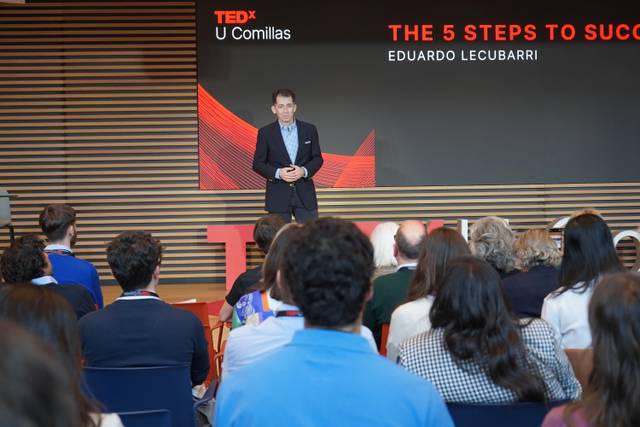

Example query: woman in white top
[387,227,470,361]
[541,212,623,349]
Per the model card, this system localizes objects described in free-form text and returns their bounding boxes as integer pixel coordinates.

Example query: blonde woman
[502,229,561,318]
[469,216,518,278]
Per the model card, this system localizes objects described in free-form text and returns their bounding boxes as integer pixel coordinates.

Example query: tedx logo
[214,10,256,25]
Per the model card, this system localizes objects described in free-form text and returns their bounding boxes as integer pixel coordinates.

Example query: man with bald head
[363,220,426,348]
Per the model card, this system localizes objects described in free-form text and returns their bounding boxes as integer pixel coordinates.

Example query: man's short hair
[253,215,286,254]
[395,228,424,260]
[0,235,47,283]
[282,217,374,328]
[272,88,296,104]
[107,231,162,292]
[39,204,76,242]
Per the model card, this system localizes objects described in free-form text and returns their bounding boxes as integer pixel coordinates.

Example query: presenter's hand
[279,167,297,183]
[289,165,305,180]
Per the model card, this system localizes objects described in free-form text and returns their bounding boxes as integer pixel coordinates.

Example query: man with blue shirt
[252,88,323,223]
[215,218,453,427]
[39,204,103,308]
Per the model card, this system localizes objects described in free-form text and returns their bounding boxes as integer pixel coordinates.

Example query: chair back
[117,410,172,427]
[172,302,218,384]
[380,323,390,356]
[83,365,194,427]
[172,302,210,326]
[446,400,569,427]
[0,189,11,227]
[564,348,593,390]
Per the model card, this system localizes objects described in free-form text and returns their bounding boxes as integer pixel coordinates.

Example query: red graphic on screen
[198,85,376,190]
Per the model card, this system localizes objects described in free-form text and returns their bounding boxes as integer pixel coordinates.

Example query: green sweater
[363,267,415,348]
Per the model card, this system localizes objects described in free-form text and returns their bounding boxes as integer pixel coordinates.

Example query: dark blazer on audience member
[363,267,415,348]
[502,265,560,318]
[79,298,210,385]
[225,266,262,307]
[33,280,96,319]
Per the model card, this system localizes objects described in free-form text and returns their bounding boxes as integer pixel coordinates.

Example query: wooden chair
[564,348,593,390]
[171,302,217,384]
[380,323,390,356]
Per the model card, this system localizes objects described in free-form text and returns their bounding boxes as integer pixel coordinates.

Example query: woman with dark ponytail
[399,256,580,403]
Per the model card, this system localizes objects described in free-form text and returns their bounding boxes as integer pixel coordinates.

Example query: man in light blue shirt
[215,218,453,427]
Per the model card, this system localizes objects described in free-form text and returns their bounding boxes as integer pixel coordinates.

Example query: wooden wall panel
[0,1,638,289]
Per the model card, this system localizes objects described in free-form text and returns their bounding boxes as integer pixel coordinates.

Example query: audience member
[387,227,469,361]
[541,213,623,349]
[502,228,561,318]
[0,286,123,427]
[0,235,96,319]
[79,231,209,385]
[232,223,302,327]
[399,256,580,403]
[39,204,103,308]
[219,215,285,322]
[369,221,400,280]
[363,219,426,347]
[542,272,640,427]
[215,217,454,426]
[0,320,85,427]
[223,249,377,376]
[469,216,518,278]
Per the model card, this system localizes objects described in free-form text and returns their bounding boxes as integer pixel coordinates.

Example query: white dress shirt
[541,281,594,349]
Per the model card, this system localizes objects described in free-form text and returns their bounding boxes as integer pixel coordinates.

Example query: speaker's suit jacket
[252,120,323,212]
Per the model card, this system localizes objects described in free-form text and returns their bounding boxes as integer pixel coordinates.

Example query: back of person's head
[0,284,81,373]
[0,286,98,427]
[253,214,286,254]
[258,223,302,301]
[283,217,374,328]
[39,204,76,242]
[407,227,470,301]
[469,216,517,274]
[0,320,84,427]
[107,231,162,292]
[395,220,426,261]
[430,255,546,401]
[578,272,640,427]
[369,221,399,269]
[558,213,622,294]
[514,228,561,271]
[0,235,48,283]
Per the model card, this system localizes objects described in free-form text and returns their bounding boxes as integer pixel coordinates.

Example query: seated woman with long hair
[398,256,580,403]
[232,223,302,327]
[541,212,623,349]
[0,284,122,427]
[387,227,469,361]
[542,272,640,427]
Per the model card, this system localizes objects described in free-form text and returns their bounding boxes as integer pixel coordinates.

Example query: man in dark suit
[79,231,209,386]
[253,88,323,223]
